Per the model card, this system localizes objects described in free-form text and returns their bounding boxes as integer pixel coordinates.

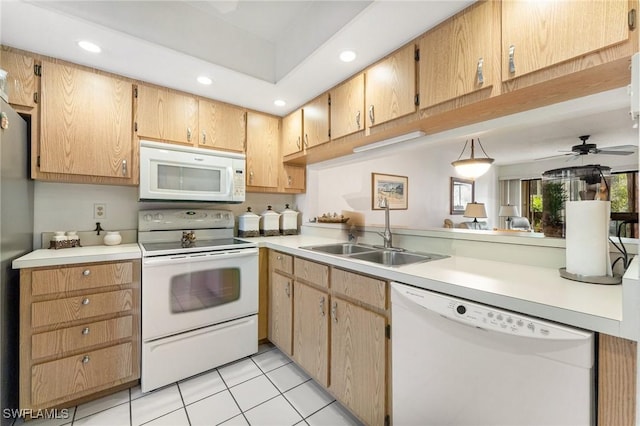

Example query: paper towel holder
[558,268,621,285]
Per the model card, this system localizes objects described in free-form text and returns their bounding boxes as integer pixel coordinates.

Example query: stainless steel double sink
[299,243,447,267]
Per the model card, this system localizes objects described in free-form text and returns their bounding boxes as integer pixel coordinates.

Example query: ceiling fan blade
[534,153,574,161]
[596,150,635,155]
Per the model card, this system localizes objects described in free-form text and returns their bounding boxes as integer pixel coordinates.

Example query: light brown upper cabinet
[302,93,330,149]
[1,50,37,109]
[330,73,365,139]
[198,99,246,152]
[135,84,198,146]
[40,61,133,180]
[282,109,303,157]
[502,0,632,81]
[246,111,280,189]
[365,44,417,127]
[282,165,305,192]
[419,1,497,109]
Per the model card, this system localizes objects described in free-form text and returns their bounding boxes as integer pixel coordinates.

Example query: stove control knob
[456,305,466,315]
[154,213,164,220]
[143,214,153,221]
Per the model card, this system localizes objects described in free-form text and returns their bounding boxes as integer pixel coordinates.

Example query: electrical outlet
[94,203,106,219]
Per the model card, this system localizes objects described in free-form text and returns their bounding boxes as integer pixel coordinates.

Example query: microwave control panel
[234,169,246,198]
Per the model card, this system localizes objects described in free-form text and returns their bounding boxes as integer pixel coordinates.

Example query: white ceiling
[0,0,638,167]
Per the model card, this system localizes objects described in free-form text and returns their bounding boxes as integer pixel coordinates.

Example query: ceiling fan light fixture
[452,138,495,179]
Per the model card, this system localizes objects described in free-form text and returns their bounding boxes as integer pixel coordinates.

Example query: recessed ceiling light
[339,50,357,63]
[77,40,101,53]
[274,99,286,107]
[197,76,213,85]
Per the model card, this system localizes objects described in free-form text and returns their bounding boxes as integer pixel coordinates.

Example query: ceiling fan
[536,135,637,161]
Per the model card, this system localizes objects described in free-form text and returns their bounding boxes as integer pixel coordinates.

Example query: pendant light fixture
[451,138,495,179]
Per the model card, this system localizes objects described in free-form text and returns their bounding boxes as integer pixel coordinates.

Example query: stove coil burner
[181,231,196,248]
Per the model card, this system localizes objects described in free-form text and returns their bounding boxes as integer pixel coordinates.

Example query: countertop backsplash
[41,229,137,249]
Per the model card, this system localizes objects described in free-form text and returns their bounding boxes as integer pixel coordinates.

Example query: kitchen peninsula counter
[12,243,141,269]
[249,234,637,340]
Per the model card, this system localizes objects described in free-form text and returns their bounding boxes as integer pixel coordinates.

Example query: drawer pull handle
[355,110,361,129]
[508,45,516,74]
[81,298,90,305]
[331,301,338,322]
[82,355,90,364]
[477,57,484,85]
[82,327,90,335]
[82,269,91,276]
[319,296,325,317]
[285,281,291,298]
[368,105,375,125]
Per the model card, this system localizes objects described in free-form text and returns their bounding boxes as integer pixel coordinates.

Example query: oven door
[142,248,258,341]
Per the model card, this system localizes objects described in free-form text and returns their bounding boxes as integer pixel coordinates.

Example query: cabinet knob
[355,110,361,129]
[82,269,91,276]
[82,355,90,364]
[121,159,127,177]
[477,57,484,85]
[82,327,90,335]
[276,255,283,260]
[81,298,90,305]
[368,105,375,125]
[508,45,516,74]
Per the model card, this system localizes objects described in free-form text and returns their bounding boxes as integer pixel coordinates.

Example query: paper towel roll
[565,200,612,277]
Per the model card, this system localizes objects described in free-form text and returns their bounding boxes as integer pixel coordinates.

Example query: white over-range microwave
[139,140,246,203]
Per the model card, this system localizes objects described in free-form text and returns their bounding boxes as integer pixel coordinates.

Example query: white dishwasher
[391,282,594,426]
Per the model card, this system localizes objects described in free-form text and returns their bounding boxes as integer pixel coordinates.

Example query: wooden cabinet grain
[302,94,330,149]
[502,0,632,82]
[1,49,37,108]
[135,84,198,145]
[419,0,497,109]
[268,251,293,355]
[330,73,365,139]
[40,61,133,180]
[365,44,417,127]
[19,260,140,411]
[198,99,246,152]
[282,165,305,191]
[246,111,280,189]
[293,281,329,386]
[282,109,303,157]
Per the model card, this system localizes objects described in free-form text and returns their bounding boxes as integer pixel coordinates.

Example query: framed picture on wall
[450,177,474,214]
[372,173,408,210]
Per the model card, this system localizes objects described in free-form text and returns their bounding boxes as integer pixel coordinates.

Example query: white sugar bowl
[280,204,299,235]
[103,231,122,246]
[260,206,281,237]
[238,207,260,238]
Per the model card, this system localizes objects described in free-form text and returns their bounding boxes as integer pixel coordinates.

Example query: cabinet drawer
[32,290,133,328]
[295,258,329,288]
[270,251,293,275]
[31,342,133,406]
[32,262,133,296]
[331,269,386,310]
[31,316,133,360]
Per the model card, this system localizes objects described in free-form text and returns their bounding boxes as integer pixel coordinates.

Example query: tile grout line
[175,382,192,426]
[217,364,251,425]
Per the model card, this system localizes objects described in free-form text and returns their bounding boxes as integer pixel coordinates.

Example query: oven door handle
[143,248,258,266]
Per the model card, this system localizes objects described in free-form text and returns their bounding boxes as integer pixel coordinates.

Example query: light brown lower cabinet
[268,253,294,356]
[598,333,637,426]
[19,260,140,412]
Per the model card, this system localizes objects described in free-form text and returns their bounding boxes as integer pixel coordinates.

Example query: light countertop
[249,235,629,337]
[12,243,141,269]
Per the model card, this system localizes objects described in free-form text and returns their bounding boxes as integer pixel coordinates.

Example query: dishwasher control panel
[396,284,591,341]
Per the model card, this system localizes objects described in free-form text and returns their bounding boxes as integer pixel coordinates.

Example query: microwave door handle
[227,166,234,194]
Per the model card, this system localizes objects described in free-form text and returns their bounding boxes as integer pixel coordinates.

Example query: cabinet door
[40,61,132,178]
[502,0,630,81]
[246,111,279,188]
[1,50,37,108]
[330,298,386,426]
[365,44,417,127]
[135,84,198,145]
[268,272,293,356]
[293,282,329,386]
[420,1,495,108]
[302,94,330,148]
[283,165,305,191]
[282,109,303,157]
[198,99,246,152]
[330,73,364,139]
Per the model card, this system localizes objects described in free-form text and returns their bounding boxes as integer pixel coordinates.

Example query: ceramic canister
[238,207,260,238]
[280,204,299,235]
[260,205,281,237]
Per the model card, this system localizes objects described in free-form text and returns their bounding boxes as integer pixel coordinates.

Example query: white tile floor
[14,343,364,426]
